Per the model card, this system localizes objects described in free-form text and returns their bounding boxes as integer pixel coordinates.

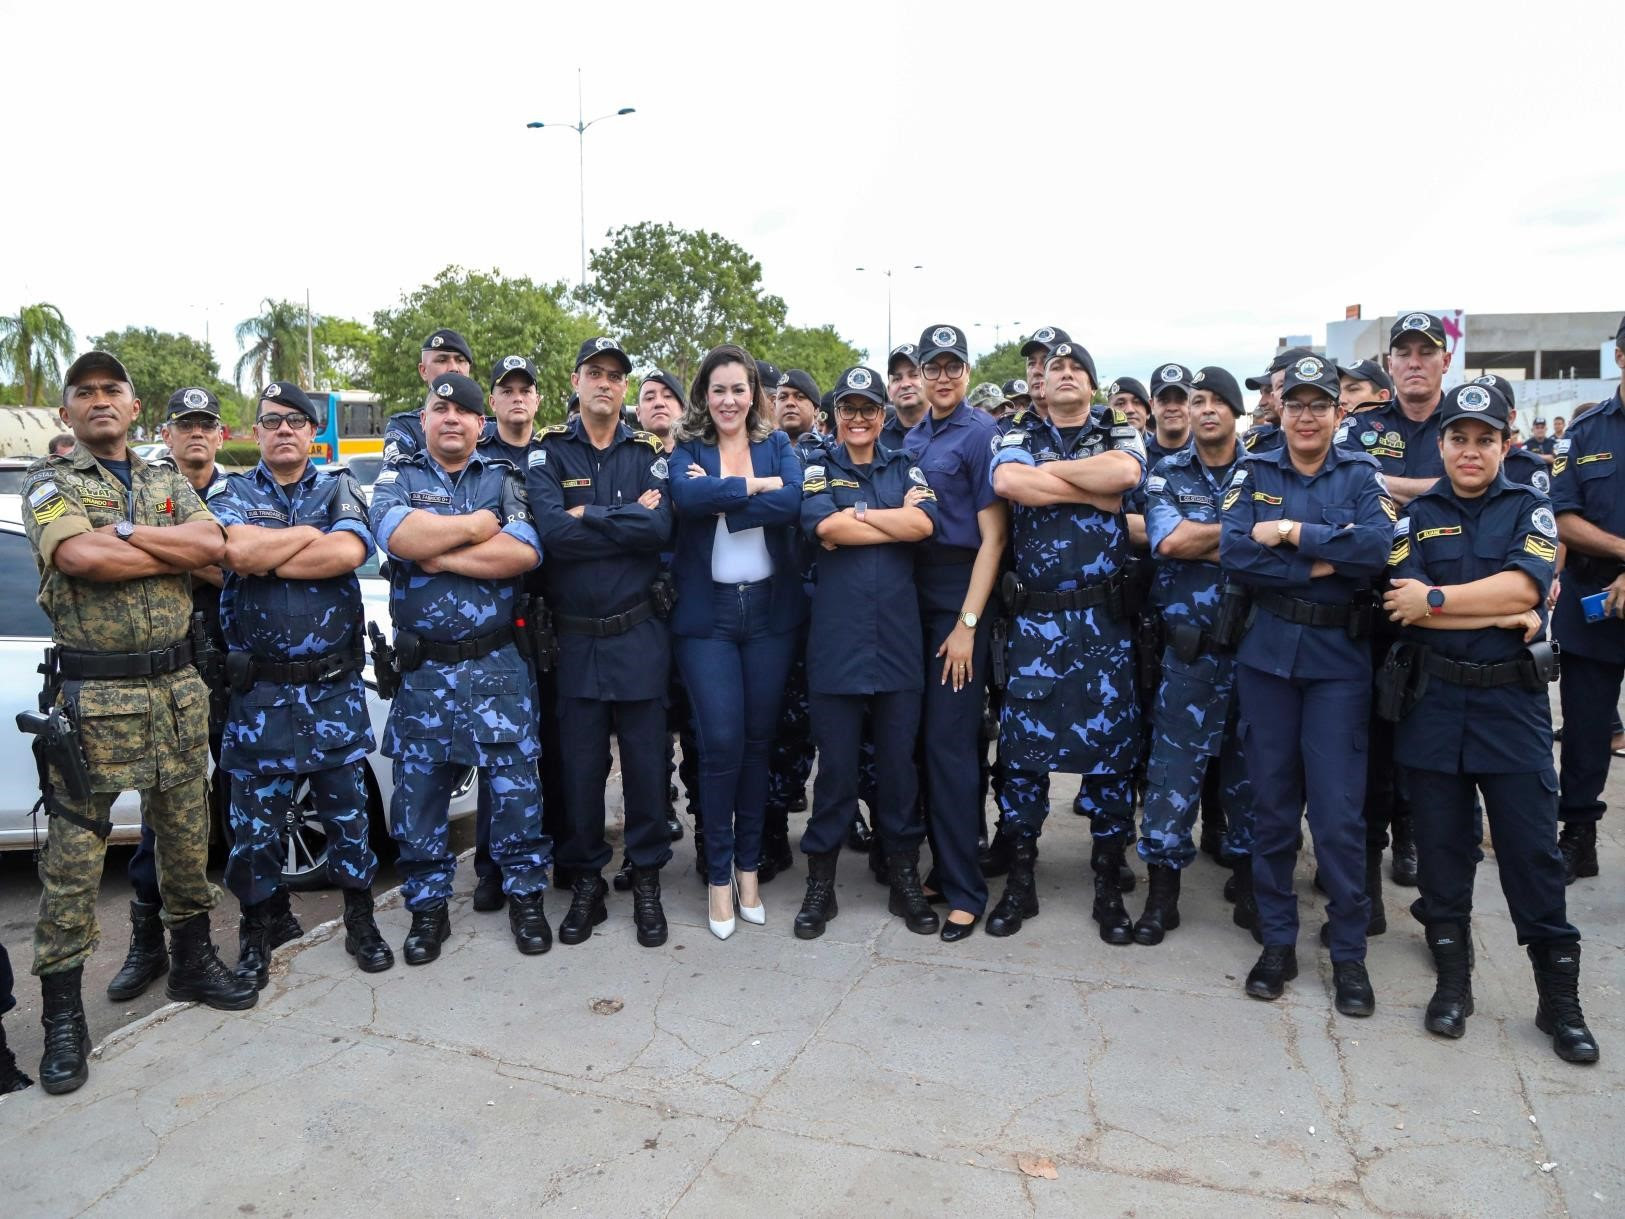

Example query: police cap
[1044,341,1100,389]
[259,380,319,423]
[1002,378,1031,403]
[1105,377,1150,407]
[1390,311,1447,349]
[422,328,474,363]
[428,372,488,415]
[1470,373,1516,410]
[64,351,133,391]
[776,368,822,404]
[1150,362,1195,398]
[490,354,539,389]
[165,387,221,421]
[887,342,919,371]
[1437,382,1511,432]
[1337,358,1394,395]
[1191,366,1245,416]
[1019,326,1072,359]
[576,337,633,374]
[833,366,886,407]
[1279,355,1341,402]
[916,323,969,365]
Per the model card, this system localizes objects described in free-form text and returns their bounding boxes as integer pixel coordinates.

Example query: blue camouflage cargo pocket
[309,679,370,755]
[396,667,453,738]
[470,672,525,745]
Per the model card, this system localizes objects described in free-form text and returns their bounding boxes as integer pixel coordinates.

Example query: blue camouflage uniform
[1388,472,1575,943]
[1138,445,1254,869]
[991,406,1147,844]
[799,442,938,856]
[368,450,547,910]
[527,416,674,876]
[212,462,377,905]
[1219,441,1391,961]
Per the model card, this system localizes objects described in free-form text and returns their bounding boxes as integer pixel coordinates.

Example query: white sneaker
[734,873,765,925]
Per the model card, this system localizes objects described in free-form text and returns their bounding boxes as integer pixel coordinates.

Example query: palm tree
[234,299,310,390]
[0,303,76,404]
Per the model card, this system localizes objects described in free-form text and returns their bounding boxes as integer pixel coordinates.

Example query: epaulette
[1109,407,1129,427]
[538,423,569,439]
[633,429,663,453]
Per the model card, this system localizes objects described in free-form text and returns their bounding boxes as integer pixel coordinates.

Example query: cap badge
[182,389,208,409]
[1159,365,1181,383]
[846,368,873,390]
[1402,313,1432,332]
[1192,371,1206,384]
[503,355,525,371]
[1295,357,1323,379]
[1458,385,1491,411]
[932,326,958,348]
[1106,381,1120,396]
[594,337,614,351]
[436,382,454,397]
[1054,343,1073,358]
[892,343,916,357]
[1031,327,1055,344]
[1012,379,1027,394]
[778,373,791,387]
[263,383,281,398]
[430,334,445,348]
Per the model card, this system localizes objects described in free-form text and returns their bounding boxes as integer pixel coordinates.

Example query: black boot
[980,820,1013,878]
[473,869,507,911]
[403,901,451,965]
[38,967,91,1095]
[760,812,793,884]
[631,868,668,948]
[1390,814,1418,887]
[1091,844,1133,946]
[611,854,635,893]
[1244,945,1298,1000]
[869,837,890,886]
[167,914,259,1009]
[986,838,1039,937]
[1558,821,1599,884]
[1365,850,1388,936]
[232,900,274,991]
[0,1019,33,1093]
[845,811,873,852]
[106,899,168,1001]
[1117,857,1137,894]
[1231,860,1261,943]
[264,886,303,949]
[1133,864,1182,946]
[558,873,609,945]
[343,887,394,973]
[795,850,840,940]
[1424,923,1473,1038]
[1333,960,1376,1017]
[887,850,940,935]
[1529,942,1600,1063]
[509,891,553,954]
[789,790,808,813]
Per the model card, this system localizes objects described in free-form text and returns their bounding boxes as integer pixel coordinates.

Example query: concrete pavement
[0,774,1620,1218]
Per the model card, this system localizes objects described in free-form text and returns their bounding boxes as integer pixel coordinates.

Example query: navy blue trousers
[555,696,670,875]
[802,690,924,857]
[1558,651,1625,825]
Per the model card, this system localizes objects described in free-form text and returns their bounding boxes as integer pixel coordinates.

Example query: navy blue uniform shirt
[1389,472,1557,771]
[528,417,673,702]
[1145,445,1242,631]
[1503,444,1552,496]
[1338,399,1444,480]
[905,401,999,553]
[1550,391,1625,662]
[800,444,939,695]
[1526,435,1556,457]
[1219,443,1392,678]
[1242,423,1284,456]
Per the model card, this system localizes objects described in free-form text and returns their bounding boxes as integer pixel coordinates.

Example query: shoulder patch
[651,456,669,479]
[1524,535,1558,561]
[634,430,663,453]
[539,423,569,438]
[998,431,1026,448]
[1531,506,1557,538]
[1110,407,1128,426]
[1147,475,1167,494]
[528,448,546,467]
[1228,466,1249,487]
[908,465,930,488]
[1553,438,1571,455]
[375,469,398,485]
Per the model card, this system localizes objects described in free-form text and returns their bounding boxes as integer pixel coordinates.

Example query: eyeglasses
[257,412,313,431]
[836,403,882,420]
[920,360,966,381]
[1280,400,1337,418]
[167,418,220,434]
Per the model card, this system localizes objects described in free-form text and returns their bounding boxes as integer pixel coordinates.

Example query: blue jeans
[675,581,797,887]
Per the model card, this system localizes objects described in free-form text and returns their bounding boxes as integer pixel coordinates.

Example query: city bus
[305,390,387,465]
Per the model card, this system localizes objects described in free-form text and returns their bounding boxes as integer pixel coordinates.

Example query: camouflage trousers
[765,643,815,816]
[34,769,219,976]
[390,759,547,910]
[1137,648,1254,869]
[226,762,375,907]
[999,770,1137,845]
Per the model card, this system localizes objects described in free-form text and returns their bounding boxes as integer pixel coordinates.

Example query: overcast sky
[5,0,1622,391]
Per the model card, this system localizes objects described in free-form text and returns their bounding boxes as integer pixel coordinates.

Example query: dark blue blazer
[668,430,807,637]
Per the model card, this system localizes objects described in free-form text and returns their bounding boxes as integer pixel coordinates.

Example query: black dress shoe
[558,874,609,946]
[1245,945,1298,1000]
[940,915,979,942]
[667,815,684,842]
[1333,960,1376,1017]
[403,902,451,966]
[472,870,506,912]
[509,892,552,955]
[788,791,808,813]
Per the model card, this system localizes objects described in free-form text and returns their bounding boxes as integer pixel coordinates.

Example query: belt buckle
[316,658,346,684]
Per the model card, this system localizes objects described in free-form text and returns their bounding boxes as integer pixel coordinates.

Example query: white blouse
[710,516,773,583]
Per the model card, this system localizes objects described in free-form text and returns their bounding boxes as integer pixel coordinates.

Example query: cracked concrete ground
[1,770,1621,1218]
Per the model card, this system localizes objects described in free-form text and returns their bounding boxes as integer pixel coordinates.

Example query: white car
[0,495,478,889]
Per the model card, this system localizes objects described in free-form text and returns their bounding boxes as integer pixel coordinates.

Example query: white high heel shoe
[734,871,765,925]
[708,884,735,940]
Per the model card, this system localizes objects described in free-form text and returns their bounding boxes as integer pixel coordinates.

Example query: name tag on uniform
[1177,493,1212,506]
[409,491,453,507]
[1251,492,1283,505]
[81,495,120,510]
[1416,525,1461,540]
[562,478,592,488]
[1578,452,1612,465]
[830,478,860,488]
[247,506,290,524]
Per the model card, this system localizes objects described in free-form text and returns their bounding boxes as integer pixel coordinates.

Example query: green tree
[372,266,599,422]
[90,327,247,432]
[578,222,787,386]
[314,316,378,389]
[765,324,866,397]
[970,340,1026,392]
[0,302,76,405]
[234,298,311,391]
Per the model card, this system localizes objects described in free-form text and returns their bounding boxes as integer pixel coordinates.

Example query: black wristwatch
[1426,587,1445,616]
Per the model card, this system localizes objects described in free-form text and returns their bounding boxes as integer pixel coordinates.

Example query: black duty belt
[246,650,365,685]
[555,600,655,638]
[1421,652,1528,689]
[417,626,515,666]
[57,641,193,680]
[1023,577,1121,613]
[1254,592,1351,629]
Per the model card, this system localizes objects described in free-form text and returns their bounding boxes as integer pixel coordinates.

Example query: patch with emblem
[1229,467,1248,486]
[1553,439,1571,455]
[1533,471,1550,494]
[1251,492,1284,505]
[1388,540,1411,565]
[1382,432,1403,447]
[27,480,68,524]
[1532,507,1557,538]
[804,465,825,482]
[1457,385,1492,412]
[375,469,398,485]
[1379,496,1397,522]
[998,432,1026,447]
[1417,525,1462,541]
[1577,452,1612,465]
[28,481,60,508]
[1523,536,1557,561]
[562,478,592,489]
[382,441,401,462]
[650,457,668,479]
[1553,458,1567,475]
[1147,475,1167,494]
[908,466,929,488]
[528,449,546,467]
[1222,487,1242,510]
[1393,516,1411,536]
[1361,431,1378,446]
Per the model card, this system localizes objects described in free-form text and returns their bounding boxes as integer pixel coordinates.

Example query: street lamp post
[974,321,1022,348]
[855,265,924,356]
[527,68,636,287]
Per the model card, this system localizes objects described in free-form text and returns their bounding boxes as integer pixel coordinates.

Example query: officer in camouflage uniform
[369,372,550,962]
[23,352,257,1096]
[987,340,1147,944]
[212,382,393,982]
[1133,367,1256,945]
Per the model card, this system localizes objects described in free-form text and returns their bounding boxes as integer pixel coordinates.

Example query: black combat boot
[869,837,891,886]
[167,914,259,1009]
[1558,821,1599,885]
[232,900,274,990]
[38,967,91,1095]
[473,869,507,911]
[0,1018,33,1093]
[760,811,794,884]
[1365,850,1388,936]
[343,887,394,973]
[795,850,840,940]
[1132,864,1182,946]
[1423,923,1473,1038]
[986,838,1039,937]
[264,886,303,949]
[106,899,168,1001]
[667,786,685,841]
[402,901,451,965]
[1529,942,1600,1064]
[1117,856,1138,894]
[1389,813,1418,887]
[630,868,668,948]
[1231,860,1261,943]
[788,790,808,813]
[845,810,873,852]
[611,855,635,893]
[509,891,553,955]
[1091,843,1133,946]
[1244,945,1298,1000]
[1333,960,1376,1017]
[558,873,609,945]
[887,850,940,935]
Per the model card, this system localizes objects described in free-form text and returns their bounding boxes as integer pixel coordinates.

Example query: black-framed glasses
[257,412,313,431]
[835,403,882,420]
[920,360,966,381]
[1280,400,1336,418]
[166,418,221,434]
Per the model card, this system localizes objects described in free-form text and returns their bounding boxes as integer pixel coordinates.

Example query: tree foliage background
[90,327,245,432]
